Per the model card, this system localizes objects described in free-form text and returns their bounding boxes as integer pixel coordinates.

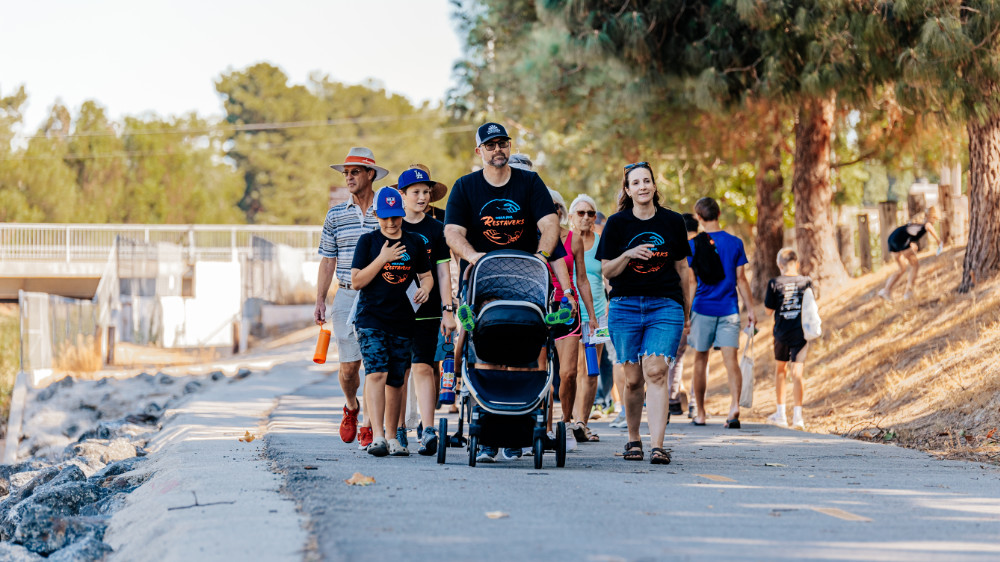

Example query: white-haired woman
[547,188,598,446]
[568,194,612,439]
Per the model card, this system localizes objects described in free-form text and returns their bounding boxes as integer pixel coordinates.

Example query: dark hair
[694,197,720,221]
[618,164,661,212]
[682,213,699,233]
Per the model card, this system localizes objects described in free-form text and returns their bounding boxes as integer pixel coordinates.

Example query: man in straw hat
[316,147,390,449]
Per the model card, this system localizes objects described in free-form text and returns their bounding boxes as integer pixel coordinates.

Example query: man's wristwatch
[442,304,455,312]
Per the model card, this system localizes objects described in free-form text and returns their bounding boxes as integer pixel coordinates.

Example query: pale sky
[0,0,465,133]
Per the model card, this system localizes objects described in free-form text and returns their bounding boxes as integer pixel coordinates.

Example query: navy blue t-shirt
[351,230,430,337]
[401,215,450,320]
[687,231,748,316]
[595,207,691,307]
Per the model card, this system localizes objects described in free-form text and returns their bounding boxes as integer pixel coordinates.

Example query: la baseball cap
[475,122,509,146]
[375,186,405,218]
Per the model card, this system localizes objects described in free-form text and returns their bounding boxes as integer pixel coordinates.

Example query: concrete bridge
[0,223,322,301]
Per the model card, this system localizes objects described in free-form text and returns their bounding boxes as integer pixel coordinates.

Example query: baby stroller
[436,249,568,469]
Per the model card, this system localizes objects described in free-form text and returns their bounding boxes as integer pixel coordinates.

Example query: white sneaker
[791,417,805,431]
[767,412,788,427]
[566,431,578,452]
[877,288,892,301]
[609,412,627,428]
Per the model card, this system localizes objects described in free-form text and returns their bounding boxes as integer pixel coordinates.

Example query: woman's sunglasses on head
[624,161,650,173]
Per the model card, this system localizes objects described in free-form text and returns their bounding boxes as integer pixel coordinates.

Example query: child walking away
[351,187,433,457]
[763,248,812,430]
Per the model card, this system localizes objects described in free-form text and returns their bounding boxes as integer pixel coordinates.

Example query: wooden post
[858,214,872,273]
[836,224,856,275]
[878,201,898,263]
[938,184,954,246]
[907,193,928,251]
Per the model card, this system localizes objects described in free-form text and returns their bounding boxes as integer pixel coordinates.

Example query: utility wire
[1,125,477,162]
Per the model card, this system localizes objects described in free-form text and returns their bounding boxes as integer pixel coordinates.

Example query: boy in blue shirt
[687,197,756,428]
[351,187,433,457]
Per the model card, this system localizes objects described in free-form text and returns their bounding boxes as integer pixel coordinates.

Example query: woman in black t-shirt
[595,162,694,465]
[878,208,941,302]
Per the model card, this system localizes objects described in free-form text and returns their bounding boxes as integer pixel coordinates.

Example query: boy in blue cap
[352,187,434,457]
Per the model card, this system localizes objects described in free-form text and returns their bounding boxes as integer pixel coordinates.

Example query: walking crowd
[312,121,935,466]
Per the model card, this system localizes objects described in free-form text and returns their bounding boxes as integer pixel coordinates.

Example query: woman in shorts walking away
[878,208,941,301]
[596,161,694,465]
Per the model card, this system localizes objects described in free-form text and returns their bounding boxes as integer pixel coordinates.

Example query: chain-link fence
[18,291,100,383]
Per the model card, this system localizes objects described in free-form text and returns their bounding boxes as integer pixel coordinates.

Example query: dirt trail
[695,246,1000,463]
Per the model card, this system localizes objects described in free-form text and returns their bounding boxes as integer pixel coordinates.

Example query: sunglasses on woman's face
[575,210,596,217]
[624,161,650,173]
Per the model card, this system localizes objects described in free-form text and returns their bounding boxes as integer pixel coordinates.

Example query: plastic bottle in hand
[439,347,456,405]
[560,296,573,325]
[313,325,331,364]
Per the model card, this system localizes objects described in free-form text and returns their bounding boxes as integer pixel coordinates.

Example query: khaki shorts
[331,288,362,363]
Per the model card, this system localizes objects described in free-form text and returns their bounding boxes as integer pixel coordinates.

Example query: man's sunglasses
[342,168,368,177]
[624,161,650,173]
[481,140,510,151]
[575,210,596,217]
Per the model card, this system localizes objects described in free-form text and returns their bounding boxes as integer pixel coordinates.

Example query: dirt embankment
[698,246,1000,463]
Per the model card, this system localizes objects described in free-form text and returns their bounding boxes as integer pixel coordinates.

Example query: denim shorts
[607,296,685,364]
[688,311,741,351]
[356,327,411,387]
[331,288,362,363]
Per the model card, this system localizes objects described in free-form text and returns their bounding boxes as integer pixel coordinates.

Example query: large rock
[36,466,86,492]
[47,536,113,562]
[13,504,107,555]
[66,438,137,465]
[14,482,104,520]
[0,542,43,561]
[77,420,154,442]
[87,457,146,485]
[78,492,128,517]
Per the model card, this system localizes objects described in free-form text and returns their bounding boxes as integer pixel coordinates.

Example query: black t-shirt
[402,215,450,319]
[595,207,691,306]
[888,223,927,252]
[351,230,431,336]
[764,275,813,344]
[444,168,556,255]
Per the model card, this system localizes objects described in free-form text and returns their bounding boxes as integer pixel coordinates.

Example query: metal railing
[0,223,323,263]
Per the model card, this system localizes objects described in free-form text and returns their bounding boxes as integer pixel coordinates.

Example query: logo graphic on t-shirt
[479,199,526,245]
[382,251,411,284]
[627,232,670,274]
[780,282,803,319]
[415,233,432,258]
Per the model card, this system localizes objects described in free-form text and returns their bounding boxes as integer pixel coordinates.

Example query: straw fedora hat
[329,147,390,181]
[391,164,447,202]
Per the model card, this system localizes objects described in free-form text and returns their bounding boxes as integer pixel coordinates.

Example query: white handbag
[738,330,754,409]
[801,287,822,341]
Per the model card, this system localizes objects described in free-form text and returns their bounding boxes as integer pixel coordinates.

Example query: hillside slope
[698,246,1000,463]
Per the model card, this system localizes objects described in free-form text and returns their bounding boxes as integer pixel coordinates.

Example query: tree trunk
[751,143,784,302]
[792,95,848,291]
[960,110,1000,292]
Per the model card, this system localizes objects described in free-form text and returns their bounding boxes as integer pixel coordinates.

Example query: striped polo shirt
[318,200,379,286]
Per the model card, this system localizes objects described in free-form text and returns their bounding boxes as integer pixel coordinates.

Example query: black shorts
[410,318,441,365]
[774,339,808,363]
[551,310,582,341]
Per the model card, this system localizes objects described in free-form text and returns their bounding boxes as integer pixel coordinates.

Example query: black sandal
[623,441,643,461]
[650,447,672,465]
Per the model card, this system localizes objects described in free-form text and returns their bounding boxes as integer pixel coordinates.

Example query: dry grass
[53,334,103,374]
[0,304,20,435]
[695,246,1000,464]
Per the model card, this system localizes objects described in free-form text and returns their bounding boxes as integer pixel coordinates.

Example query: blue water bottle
[560,296,573,325]
[439,343,456,405]
[584,342,600,377]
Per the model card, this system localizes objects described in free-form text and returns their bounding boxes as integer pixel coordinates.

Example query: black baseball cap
[475,122,509,146]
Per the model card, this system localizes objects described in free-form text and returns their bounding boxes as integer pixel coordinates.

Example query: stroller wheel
[468,434,478,467]
[533,437,544,469]
[555,421,567,468]
[437,418,448,464]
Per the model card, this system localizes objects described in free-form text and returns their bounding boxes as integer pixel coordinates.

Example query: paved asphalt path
[265,363,1000,562]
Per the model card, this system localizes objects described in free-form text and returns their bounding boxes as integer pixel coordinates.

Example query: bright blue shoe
[476,446,498,463]
[396,427,408,448]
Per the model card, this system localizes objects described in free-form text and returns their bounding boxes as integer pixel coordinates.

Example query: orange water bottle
[313,325,332,364]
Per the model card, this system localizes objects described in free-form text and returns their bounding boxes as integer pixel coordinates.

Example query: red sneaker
[340,405,359,443]
[358,426,373,449]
